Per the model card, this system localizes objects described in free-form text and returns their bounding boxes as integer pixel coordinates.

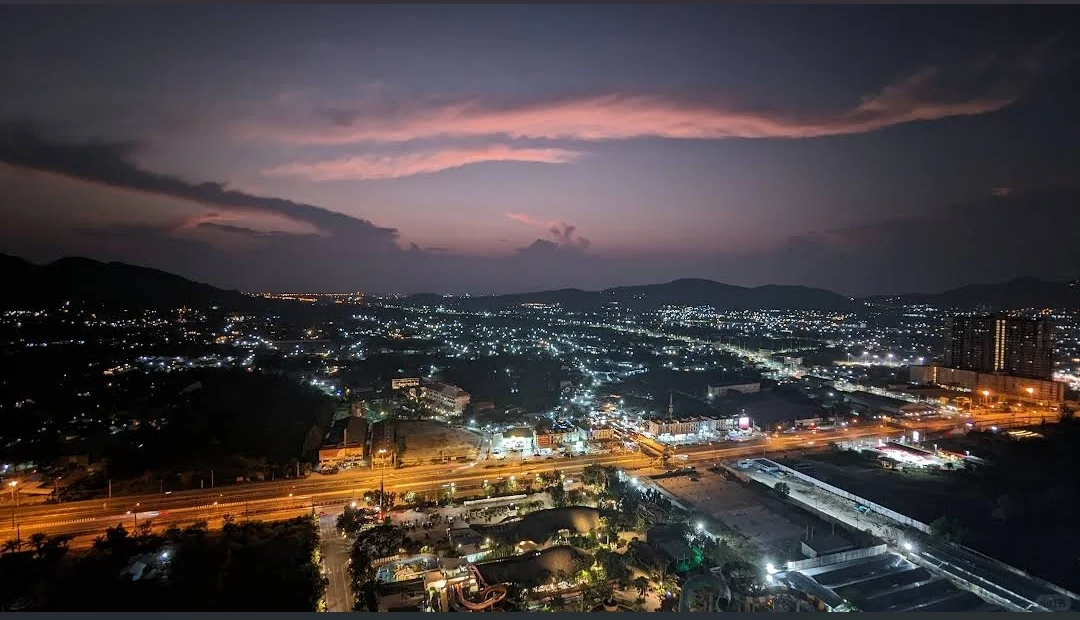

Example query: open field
[651,469,851,563]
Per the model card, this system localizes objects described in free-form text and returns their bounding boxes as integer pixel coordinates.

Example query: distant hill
[8,252,1075,312]
[866,277,1080,310]
[0,253,257,311]
[405,278,856,311]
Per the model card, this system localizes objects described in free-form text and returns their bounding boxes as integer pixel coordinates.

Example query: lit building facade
[944,315,1055,380]
[910,365,1065,403]
[391,377,420,390]
[421,382,471,416]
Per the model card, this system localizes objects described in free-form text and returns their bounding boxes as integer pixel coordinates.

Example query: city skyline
[2,6,1079,294]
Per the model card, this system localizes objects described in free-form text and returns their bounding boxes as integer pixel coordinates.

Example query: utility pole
[8,483,18,531]
[108,479,112,500]
[380,459,386,516]
[211,469,214,489]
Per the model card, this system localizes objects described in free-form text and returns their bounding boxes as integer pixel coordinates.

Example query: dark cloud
[0,120,397,242]
[547,222,590,250]
[195,222,282,237]
[723,187,1080,294]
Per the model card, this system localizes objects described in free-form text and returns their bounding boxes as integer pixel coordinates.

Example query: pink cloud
[242,59,1034,146]
[261,144,581,181]
[505,212,551,229]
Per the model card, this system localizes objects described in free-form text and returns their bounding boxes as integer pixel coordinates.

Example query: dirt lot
[651,470,847,563]
[391,420,484,465]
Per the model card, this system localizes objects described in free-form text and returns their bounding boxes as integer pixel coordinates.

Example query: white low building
[422,382,471,416]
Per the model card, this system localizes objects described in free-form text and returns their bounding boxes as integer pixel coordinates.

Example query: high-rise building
[943,315,1054,380]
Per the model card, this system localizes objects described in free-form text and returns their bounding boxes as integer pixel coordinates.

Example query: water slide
[449,565,508,612]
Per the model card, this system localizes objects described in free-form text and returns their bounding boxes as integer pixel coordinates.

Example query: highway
[0,420,971,544]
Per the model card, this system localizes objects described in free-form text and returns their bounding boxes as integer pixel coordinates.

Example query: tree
[930,515,966,543]
[583,464,606,489]
[595,549,630,585]
[773,482,791,498]
[634,576,649,597]
[135,520,154,539]
[652,565,678,597]
[337,505,367,535]
[550,482,567,508]
[361,489,396,508]
[28,533,49,556]
[1,539,21,555]
[104,524,130,549]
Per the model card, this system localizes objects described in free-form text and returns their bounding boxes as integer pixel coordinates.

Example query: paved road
[318,511,354,613]
[0,423,963,543]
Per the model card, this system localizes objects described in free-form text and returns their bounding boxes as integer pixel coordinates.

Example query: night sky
[1,6,1078,295]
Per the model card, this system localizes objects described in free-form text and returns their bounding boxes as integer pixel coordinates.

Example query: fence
[769,461,932,534]
[463,494,527,507]
[785,544,887,572]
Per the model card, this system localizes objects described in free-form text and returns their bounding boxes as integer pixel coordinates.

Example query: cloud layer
[3,126,1079,296]
[262,144,581,181]
[244,58,1034,148]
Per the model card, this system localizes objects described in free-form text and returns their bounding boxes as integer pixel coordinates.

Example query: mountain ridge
[4,253,1078,311]
[405,277,856,310]
[0,253,255,311]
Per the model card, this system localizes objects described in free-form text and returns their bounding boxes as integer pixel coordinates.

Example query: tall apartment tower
[944,315,1055,380]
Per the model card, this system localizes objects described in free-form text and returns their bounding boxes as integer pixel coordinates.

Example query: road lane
[0,423,959,541]
[318,511,353,612]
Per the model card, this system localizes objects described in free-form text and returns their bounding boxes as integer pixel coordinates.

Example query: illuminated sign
[738,416,751,430]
